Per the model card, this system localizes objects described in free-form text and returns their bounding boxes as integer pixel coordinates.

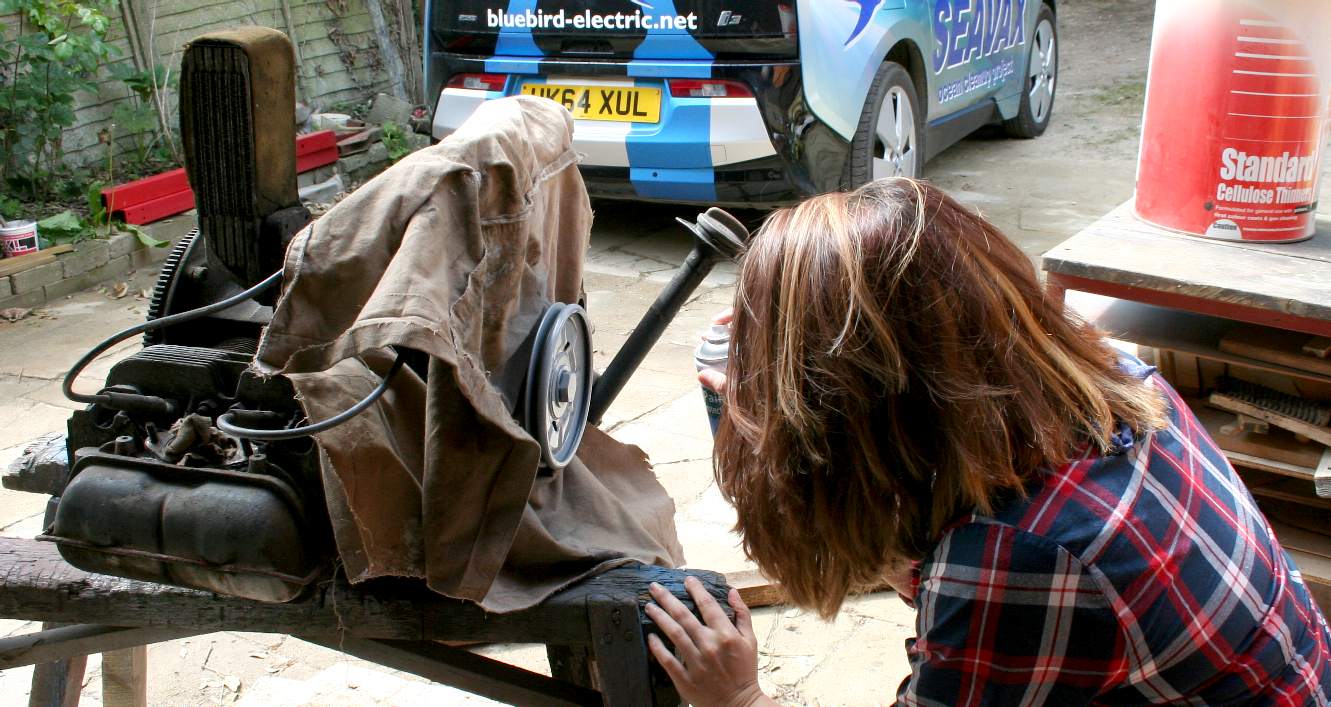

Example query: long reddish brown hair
[715,178,1165,617]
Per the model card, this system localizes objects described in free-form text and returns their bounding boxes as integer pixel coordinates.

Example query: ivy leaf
[122,223,168,248]
[37,210,87,243]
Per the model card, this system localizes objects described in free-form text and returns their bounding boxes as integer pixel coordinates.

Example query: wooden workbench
[0,432,741,706]
[1043,202,1331,336]
[1042,200,1331,615]
[0,534,725,706]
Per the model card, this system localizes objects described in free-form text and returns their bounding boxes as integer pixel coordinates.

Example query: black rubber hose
[62,270,284,406]
[216,353,404,441]
[62,268,403,441]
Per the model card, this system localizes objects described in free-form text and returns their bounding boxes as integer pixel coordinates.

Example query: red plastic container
[1135,0,1331,243]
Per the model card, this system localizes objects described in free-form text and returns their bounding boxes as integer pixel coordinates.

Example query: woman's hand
[645,576,775,707]
[699,308,734,394]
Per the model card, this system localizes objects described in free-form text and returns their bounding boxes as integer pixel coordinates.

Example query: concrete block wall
[0,230,176,311]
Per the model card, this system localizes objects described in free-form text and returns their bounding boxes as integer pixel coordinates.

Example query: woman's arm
[897,523,1128,706]
[645,577,779,707]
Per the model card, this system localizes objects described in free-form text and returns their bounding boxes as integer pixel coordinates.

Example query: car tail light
[446,73,507,91]
[667,79,753,98]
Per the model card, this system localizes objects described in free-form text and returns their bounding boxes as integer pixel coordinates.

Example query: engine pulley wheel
[524,302,593,470]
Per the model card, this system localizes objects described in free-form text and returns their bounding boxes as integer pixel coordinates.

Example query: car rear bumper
[433,83,777,168]
[428,55,850,204]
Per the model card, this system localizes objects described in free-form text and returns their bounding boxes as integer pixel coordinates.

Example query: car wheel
[1004,4,1057,138]
[848,61,924,187]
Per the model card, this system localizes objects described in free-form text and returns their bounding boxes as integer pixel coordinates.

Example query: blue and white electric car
[425,0,1057,205]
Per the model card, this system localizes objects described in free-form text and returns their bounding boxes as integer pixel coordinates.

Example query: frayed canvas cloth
[254,96,684,612]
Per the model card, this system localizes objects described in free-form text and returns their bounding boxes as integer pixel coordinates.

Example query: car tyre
[1004,3,1057,138]
[848,61,924,187]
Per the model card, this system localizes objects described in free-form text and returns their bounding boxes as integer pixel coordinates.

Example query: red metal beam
[1047,272,1331,338]
[102,130,342,225]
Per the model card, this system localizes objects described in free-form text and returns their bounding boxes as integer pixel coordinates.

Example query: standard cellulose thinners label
[1135,0,1331,243]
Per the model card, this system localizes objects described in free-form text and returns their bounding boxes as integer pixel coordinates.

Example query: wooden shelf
[1068,291,1331,386]
[1190,399,1321,483]
[1043,202,1331,616]
[1239,468,1331,511]
[1262,505,1331,616]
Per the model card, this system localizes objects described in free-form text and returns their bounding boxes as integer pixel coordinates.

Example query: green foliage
[123,221,166,247]
[107,62,178,169]
[33,198,166,247]
[381,121,411,163]
[326,97,371,120]
[1,0,118,201]
[0,194,21,220]
[36,208,87,243]
[30,180,168,248]
[107,61,166,101]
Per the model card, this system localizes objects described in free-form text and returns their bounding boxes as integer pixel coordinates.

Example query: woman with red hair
[645,179,1330,705]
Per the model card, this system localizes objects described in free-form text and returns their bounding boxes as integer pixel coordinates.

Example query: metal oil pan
[42,451,319,603]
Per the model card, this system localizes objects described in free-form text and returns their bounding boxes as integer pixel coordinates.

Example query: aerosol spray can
[694,323,730,435]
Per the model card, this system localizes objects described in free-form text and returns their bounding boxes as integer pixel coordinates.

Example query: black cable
[62,267,403,441]
[62,270,284,406]
[216,354,404,441]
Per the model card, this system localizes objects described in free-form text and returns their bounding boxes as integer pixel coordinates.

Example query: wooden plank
[1225,449,1318,483]
[1043,202,1331,334]
[546,645,592,688]
[723,569,784,608]
[100,646,146,707]
[0,246,74,278]
[1304,337,1331,359]
[28,622,86,707]
[1193,402,1324,472]
[1073,293,1331,386]
[588,596,655,707]
[1209,391,1331,447]
[3,432,70,495]
[118,190,196,226]
[1238,469,1331,511]
[101,169,189,211]
[295,146,341,175]
[1315,448,1331,499]
[295,130,338,156]
[1054,272,1331,339]
[0,625,197,669]
[29,655,86,707]
[102,132,343,225]
[0,538,728,646]
[302,637,599,707]
[1220,326,1331,378]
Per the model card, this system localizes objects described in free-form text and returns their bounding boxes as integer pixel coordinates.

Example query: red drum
[1135,0,1331,243]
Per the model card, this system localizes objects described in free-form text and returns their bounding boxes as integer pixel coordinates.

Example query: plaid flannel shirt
[897,360,1331,706]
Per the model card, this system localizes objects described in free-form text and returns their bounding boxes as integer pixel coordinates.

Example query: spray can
[694,323,730,436]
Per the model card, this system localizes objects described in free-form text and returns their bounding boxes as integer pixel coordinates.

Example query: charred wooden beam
[0,538,729,646]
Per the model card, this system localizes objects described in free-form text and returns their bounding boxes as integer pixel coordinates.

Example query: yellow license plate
[521,83,661,123]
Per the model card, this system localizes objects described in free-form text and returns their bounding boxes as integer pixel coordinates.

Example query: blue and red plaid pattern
[897,366,1331,705]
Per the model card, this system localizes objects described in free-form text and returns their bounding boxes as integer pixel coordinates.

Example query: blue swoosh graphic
[844,0,884,46]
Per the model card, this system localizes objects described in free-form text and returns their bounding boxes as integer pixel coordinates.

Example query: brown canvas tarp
[254,96,684,612]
